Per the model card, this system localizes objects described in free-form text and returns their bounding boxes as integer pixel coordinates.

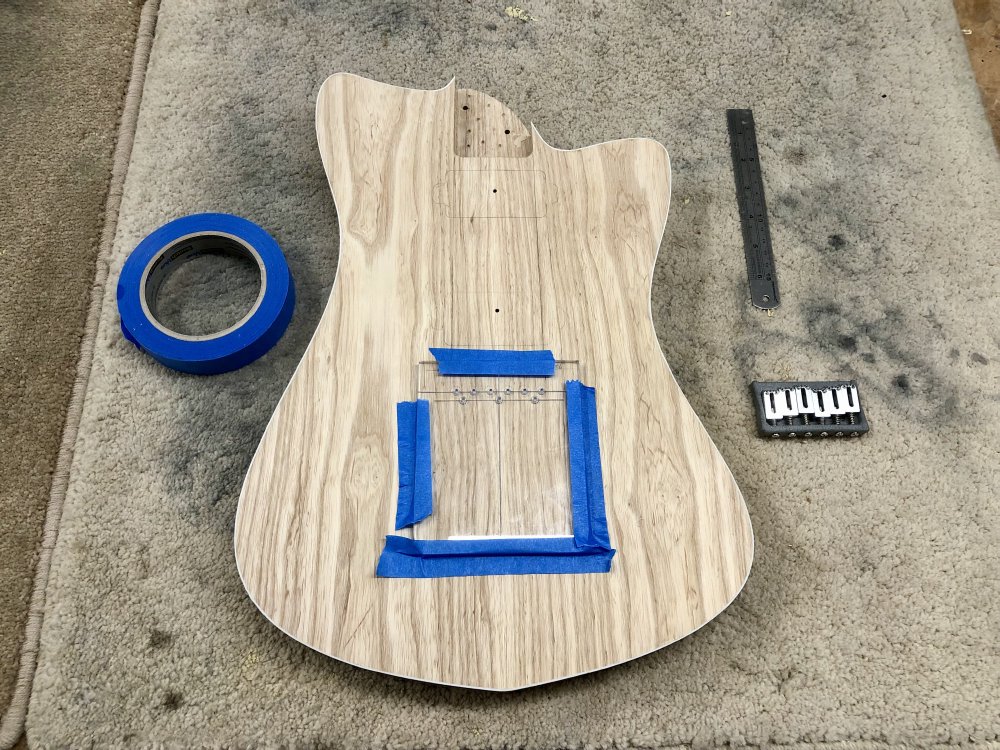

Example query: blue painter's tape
[116,213,294,375]
[394,402,416,528]
[376,535,615,578]
[565,380,612,551]
[429,348,556,377]
[377,379,615,578]
[394,399,433,529]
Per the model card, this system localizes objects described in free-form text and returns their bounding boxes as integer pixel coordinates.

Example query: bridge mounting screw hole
[492,188,497,193]
[504,129,510,134]
[462,105,469,110]
[494,308,499,313]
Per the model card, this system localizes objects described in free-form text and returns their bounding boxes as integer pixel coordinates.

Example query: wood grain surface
[234,74,753,690]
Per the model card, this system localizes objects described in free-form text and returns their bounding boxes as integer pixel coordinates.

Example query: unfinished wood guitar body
[235,74,753,690]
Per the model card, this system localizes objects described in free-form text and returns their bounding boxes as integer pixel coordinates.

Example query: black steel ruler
[727,109,779,310]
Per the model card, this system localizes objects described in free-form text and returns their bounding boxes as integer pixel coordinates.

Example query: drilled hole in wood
[462,105,469,110]
[504,129,510,134]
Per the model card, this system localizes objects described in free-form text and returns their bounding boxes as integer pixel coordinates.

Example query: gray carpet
[28,0,1000,747]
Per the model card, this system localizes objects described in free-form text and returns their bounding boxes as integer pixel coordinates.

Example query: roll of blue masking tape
[117,213,295,375]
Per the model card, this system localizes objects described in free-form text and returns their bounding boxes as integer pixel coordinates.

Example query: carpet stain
[837,335,858,352]
[803,301,962,421]
[148,629,173,649]
[784,146,808,165]
[161,691,183,712]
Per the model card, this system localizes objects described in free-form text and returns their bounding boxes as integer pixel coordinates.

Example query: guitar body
[235,74,753,690]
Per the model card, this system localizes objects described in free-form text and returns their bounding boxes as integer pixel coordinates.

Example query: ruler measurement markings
[727,109,779,310]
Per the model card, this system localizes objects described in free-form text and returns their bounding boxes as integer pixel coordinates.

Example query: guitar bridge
[751,380,869,438]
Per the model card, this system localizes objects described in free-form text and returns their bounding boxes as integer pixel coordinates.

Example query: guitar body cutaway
[235,74,753,690]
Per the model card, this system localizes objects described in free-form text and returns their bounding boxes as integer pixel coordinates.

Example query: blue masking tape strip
[117,213,294,375]
[394,399,432,529]
[394,402,416,528]
[566,380,612,550]
[376,535,615,578]
[429,348,556,376]
[378,380,615,578]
